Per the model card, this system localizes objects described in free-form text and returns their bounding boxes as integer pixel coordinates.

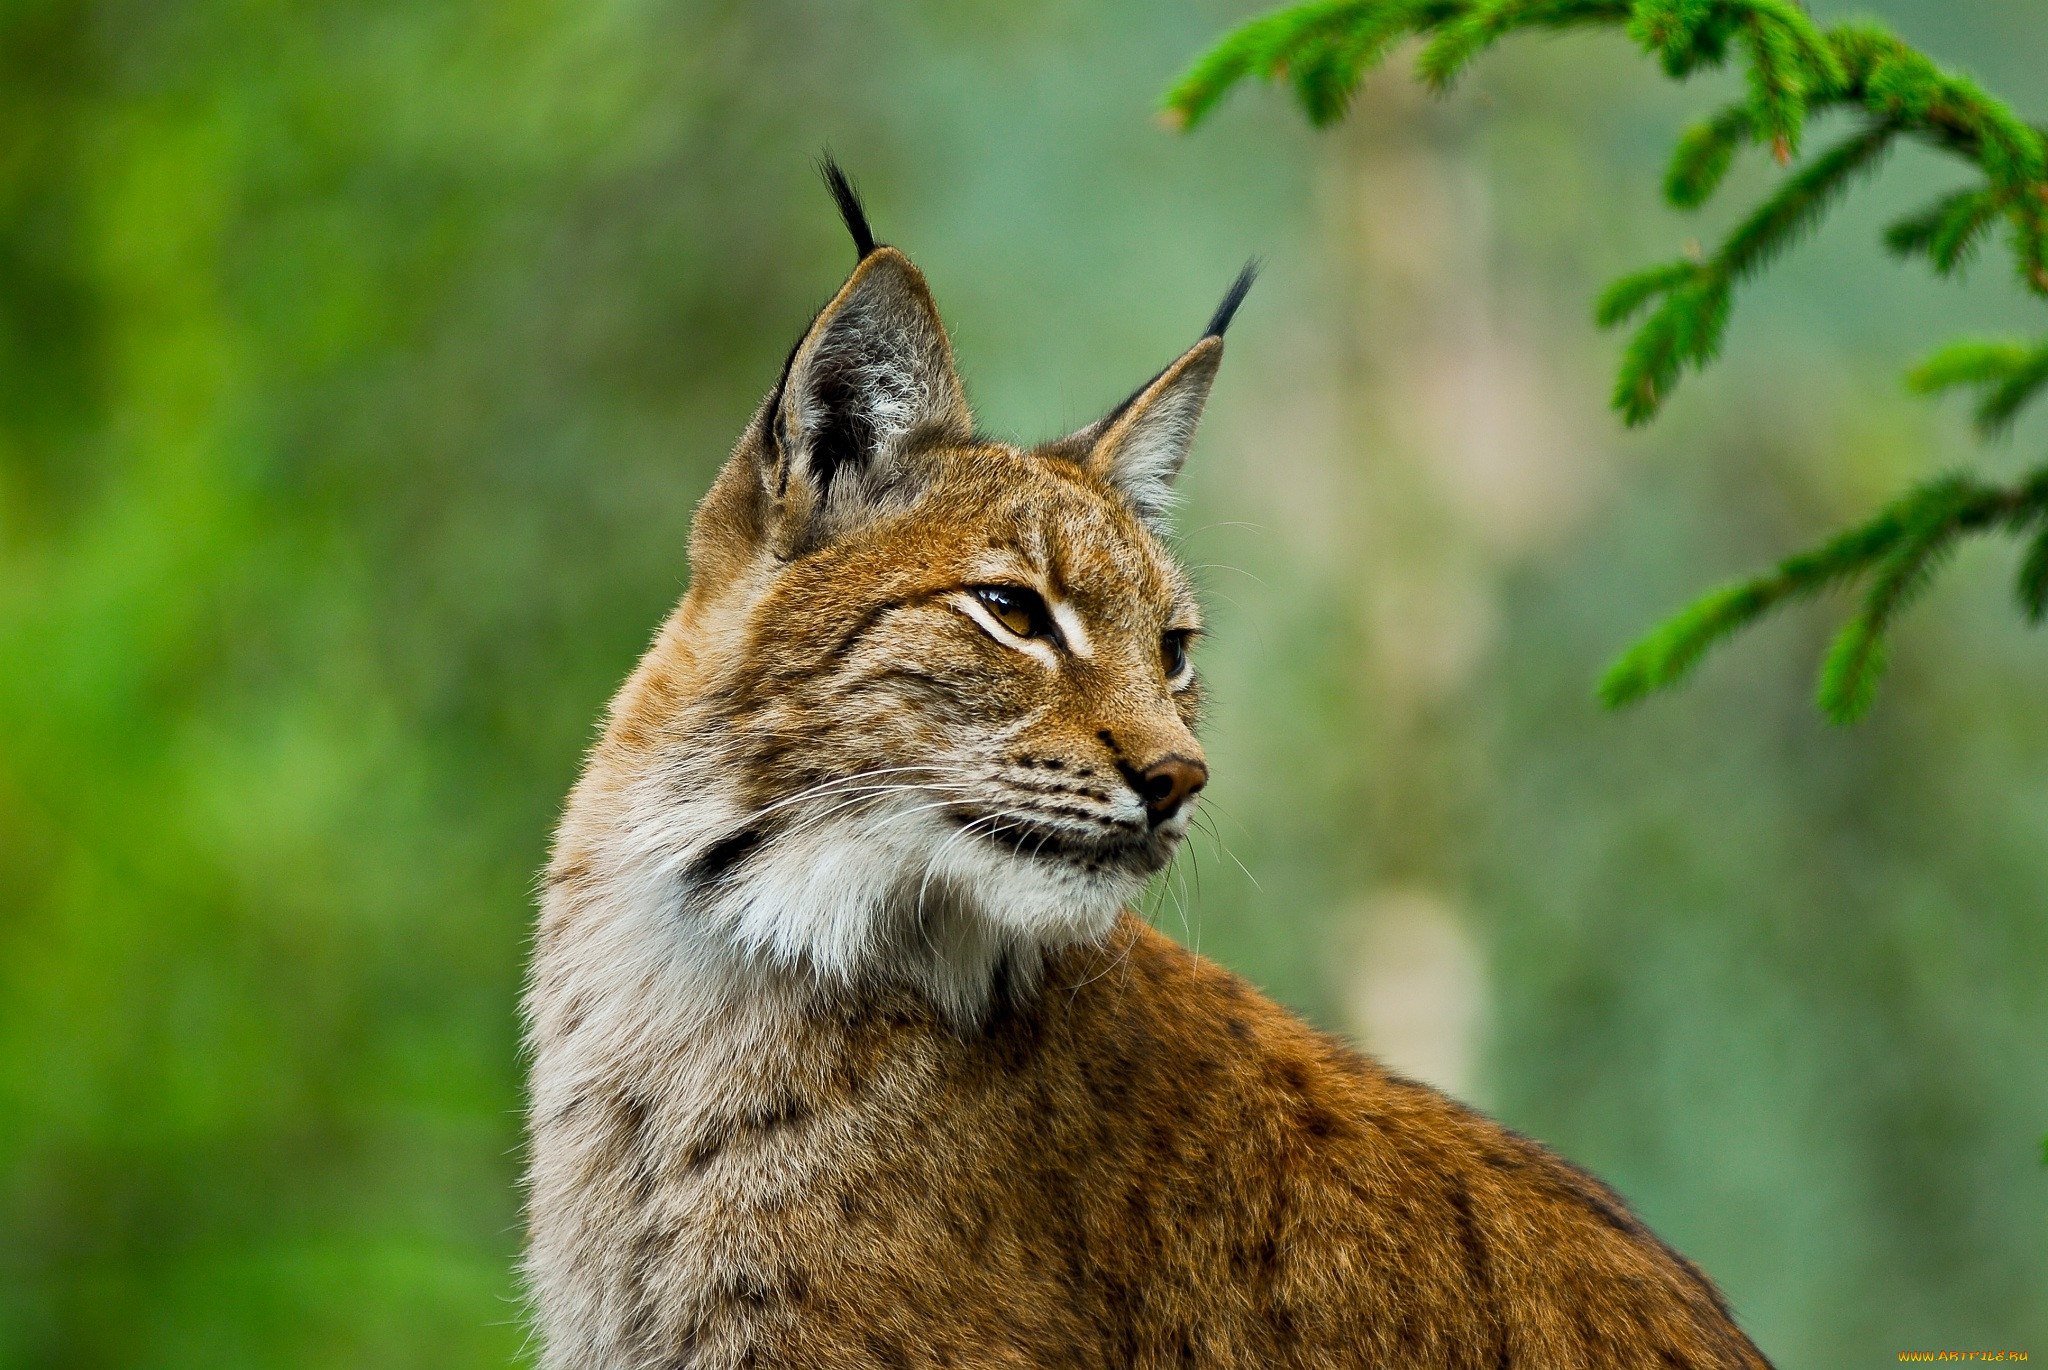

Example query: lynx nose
[1136,755,1207,825]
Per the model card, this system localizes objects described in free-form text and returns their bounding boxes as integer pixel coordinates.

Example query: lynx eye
[971,585,1055,641]
[1162,629,1194,683]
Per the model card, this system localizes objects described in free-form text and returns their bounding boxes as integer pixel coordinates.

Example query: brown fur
[523,179,1771,1368]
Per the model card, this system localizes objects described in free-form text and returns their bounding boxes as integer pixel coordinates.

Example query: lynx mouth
[945,809,1177,878]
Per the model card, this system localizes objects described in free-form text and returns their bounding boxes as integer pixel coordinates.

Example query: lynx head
[558,162,1253,1018]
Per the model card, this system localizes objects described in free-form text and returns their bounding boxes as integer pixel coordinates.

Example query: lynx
[523,162,1773,1368]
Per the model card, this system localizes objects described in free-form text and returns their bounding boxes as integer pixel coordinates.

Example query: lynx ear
[1067,261,1257,529]
[756,166,970,556]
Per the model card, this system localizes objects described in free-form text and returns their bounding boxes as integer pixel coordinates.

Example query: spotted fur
[522,167,1772,1368]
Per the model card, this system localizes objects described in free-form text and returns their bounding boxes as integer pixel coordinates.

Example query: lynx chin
[522,161,1774,1368]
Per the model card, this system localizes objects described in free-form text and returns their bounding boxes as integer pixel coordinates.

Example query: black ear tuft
[819,155,879,261]
[1203,258,1261,339]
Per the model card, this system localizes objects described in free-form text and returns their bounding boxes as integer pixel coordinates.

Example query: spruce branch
[1718,121,1895,283]
[1167,0,2048,721]
[1601,468,2048,716]
[1603,120,1895,424]
[1620,467,2048,715]
[1599,485,1923,708]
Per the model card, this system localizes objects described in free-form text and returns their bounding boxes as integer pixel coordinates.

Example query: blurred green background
[2,1,2043,1365]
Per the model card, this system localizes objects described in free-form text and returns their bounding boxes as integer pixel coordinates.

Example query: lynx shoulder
[522,162,1772,1369]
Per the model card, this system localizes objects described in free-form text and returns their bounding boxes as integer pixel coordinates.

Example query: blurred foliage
[1,1,2043,1367]
[1166,0,2048,722]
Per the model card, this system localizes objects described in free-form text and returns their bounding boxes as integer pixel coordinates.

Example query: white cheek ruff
[585,778,1137,1024]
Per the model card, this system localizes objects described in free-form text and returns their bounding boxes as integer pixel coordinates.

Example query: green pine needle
[1973,344,2048,436]
[2018,523,2048,622]
[1628,0,1739,78]
[1905,339,2034,394]
[2013,211,2048,297]
[1885,188,2005,275]
[1417,0,1629,89]
[1731,1,1844,158]
[1594,259,1700,327]
[1416,4,1509,89]
[1666,105,1755,209]
[1815,478,1980,723]
[1598,580,1771,708]
[1161,0,1397,131]
[1909,340,2048,435]
[1817,617,1891,723]
[1720,123,1897,283]
[1613,276,1731,425]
